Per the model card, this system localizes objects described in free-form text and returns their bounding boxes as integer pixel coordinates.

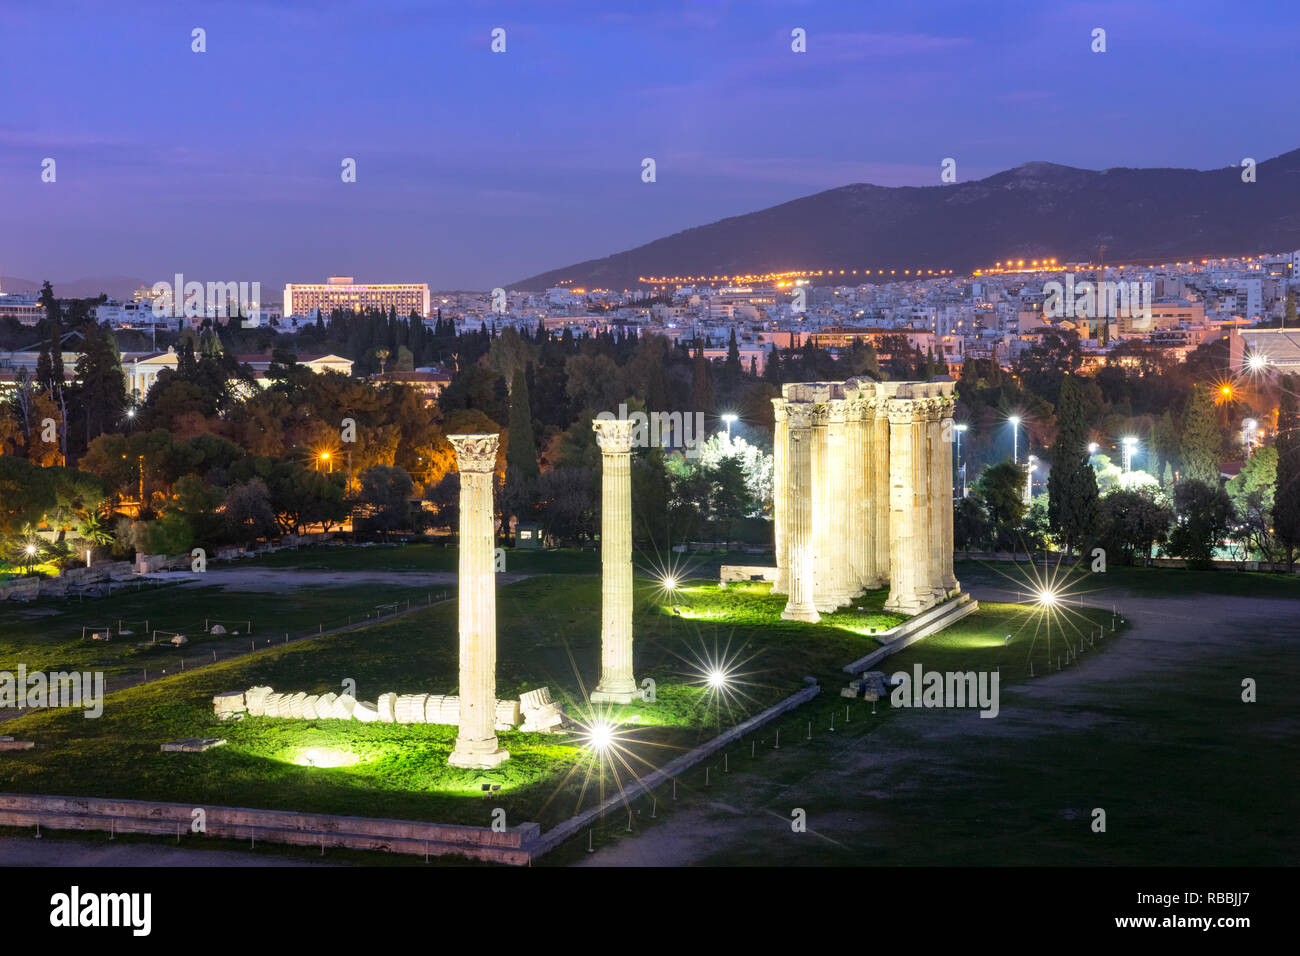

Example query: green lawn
[0,581,440,683]
[955,557,1300,600]
[243,543,601,575]
[0,554,1122,856]
[0,574,912,831]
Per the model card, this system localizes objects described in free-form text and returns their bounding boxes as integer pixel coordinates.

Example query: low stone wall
[955,551,1297,574]
[0,792,539,865]
[0,561,135,602]
[842,595,980,675]
[719,565,778,585]
[529,681,821,858]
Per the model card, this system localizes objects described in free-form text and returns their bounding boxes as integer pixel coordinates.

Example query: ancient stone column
[771,398,789,595]
[885,399,925,614]
[591,419,638,704]
[926,396,947,601]
[870,395,892,591]
[939,394,960,595]
[910,397,936,611]
[781,402,820,622]
[845,393,865,594]
[810,401,836,612]
[824,397,852,607]
[448,433,509,769]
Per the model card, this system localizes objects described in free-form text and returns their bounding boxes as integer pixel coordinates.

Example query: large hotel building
[283,276,431,318]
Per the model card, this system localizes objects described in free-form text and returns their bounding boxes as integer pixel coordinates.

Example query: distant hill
[511,150,1300,290]
[0,275,148,301]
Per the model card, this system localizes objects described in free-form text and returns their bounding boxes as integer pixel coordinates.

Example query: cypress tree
[1274,374,1300,569]
[506,368,539,481]
[1046,375,1099,555]
[692,344,716,416]
[1179,386,1222,485]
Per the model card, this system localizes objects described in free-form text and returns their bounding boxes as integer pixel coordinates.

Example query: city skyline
[3,0,1299,290]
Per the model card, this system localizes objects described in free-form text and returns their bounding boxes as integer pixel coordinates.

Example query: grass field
[0,560,1113,844]
[0,580,442,684]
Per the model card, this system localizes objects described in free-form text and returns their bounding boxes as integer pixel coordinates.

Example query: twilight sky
[1,0,1296,293]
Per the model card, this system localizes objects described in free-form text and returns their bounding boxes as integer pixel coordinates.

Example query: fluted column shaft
[591,419,638,703]
[872,403,891,590]
[885,400,924,614]
[825,398,851,607]
[939,397,960,593]
[771,399,789,595]
[911,401,936,610]
[448,433,509,769]
[781,403,820,622]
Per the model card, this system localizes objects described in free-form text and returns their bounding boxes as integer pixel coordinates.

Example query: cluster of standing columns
[771,379,959,621]
[590,419,639,704]
[447,433,510,769]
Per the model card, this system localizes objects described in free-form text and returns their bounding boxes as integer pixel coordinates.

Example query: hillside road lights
[1121,436,1138,473]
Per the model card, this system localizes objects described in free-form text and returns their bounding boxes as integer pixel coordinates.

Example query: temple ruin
[771,378,959,622]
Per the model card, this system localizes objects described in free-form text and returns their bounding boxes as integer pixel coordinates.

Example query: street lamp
[319,452,332,474]
[1024,455,1037,503]
[1008,416,1021,464]
[1087,442,1099,456]
[1121,436,1138,473]
[1242,418,1258,457]
[721,413,738,441]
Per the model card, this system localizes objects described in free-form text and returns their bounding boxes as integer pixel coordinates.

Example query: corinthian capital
[592,417,635,454]
[450,433,499,473]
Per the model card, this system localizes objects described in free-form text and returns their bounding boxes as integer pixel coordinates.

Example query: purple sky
[1,0,1296,293]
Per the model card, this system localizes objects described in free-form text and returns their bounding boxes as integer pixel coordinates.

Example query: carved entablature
[592,418,636,454]
[450,433,500,473]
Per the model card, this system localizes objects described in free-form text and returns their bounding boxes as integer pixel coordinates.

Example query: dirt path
[575,580,1298,866]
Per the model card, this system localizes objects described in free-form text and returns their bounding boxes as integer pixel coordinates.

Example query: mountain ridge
[511,150,1300,290]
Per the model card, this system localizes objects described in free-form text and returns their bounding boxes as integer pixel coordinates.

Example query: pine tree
[1047,375,1100,554]
[1179,386,1222,485]
[1274,373,1300,569]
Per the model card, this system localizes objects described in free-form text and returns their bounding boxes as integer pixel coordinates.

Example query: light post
[24,543,37,574]
[1088,442,1099,456]
[721,413,737,441]
[319,452,332,474]
[1009,415,1021,464]
[954,424,968,499]
[1121,436,1138,473]
[1024,454,1037,504]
